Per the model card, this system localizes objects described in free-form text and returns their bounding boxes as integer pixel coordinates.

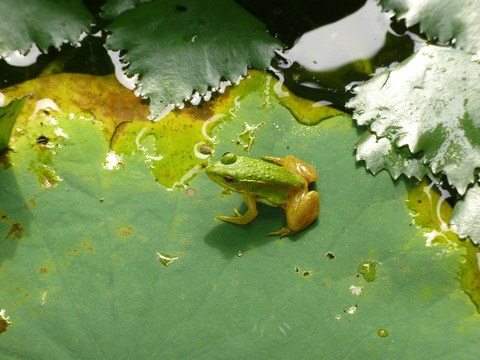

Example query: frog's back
[233,157,304,206]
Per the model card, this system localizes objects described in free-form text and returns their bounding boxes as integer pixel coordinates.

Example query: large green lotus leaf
[348,45,480,196]
[1,71,480,358]
[0,0,92,57]
[380,0,480,53]
[105,0,281,119]
[451,184,480,246]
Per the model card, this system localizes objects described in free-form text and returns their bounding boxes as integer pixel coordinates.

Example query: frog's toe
[217,214,244,224]
[266,226,295,238]
[216,207,258,225]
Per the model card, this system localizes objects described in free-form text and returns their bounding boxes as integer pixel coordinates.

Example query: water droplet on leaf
[358,260,377,282]
[326,251,335,259]
[377,329,389,337]
[156,252,179,266]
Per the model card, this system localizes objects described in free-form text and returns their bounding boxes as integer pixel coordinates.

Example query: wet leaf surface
[354,131,428,180]
[105,0,281,119]
[451,184,480,246]
[348,45,480,196]
[380,0,480,53]
[0,0,92,56]
[0,71,479,358]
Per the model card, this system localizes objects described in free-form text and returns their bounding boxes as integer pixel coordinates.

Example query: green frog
[205,152,319,237]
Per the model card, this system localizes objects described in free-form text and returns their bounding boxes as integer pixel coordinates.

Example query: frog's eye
[223,175,235,183]
[220,152,237,165]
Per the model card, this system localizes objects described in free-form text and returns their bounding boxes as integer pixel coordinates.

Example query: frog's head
[205,152,241,191]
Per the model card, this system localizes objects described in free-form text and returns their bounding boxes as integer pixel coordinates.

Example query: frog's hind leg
[217,195,259,225]
[261,155,284,164]
[261,155,318,183]
[266,190,319,237]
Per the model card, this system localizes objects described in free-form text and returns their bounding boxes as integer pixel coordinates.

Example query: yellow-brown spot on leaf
[0,149,12,169]
[6,223,24,240]
[176,101,215,121]
[39,168,62,189]
[302,270,312,278]
[81,240,94,253]
[118,226,134,237]
[0,319,8,334]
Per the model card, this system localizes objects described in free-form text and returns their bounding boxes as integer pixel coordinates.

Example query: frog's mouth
[204,167,215,180]
[204,169,222,183]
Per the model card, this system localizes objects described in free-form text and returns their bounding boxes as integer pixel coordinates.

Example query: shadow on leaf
[203,204,308,259]
[0,165,32,264]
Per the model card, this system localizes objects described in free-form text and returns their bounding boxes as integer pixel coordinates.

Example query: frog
[205,152,319,237]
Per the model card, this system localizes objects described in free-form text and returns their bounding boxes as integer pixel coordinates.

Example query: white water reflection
[282,0,391,71]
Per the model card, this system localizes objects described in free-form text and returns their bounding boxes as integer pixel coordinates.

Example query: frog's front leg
[267,190,319,237]
[217,195,259,225]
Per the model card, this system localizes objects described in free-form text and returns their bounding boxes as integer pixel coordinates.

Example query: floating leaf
[355,131,428,180]
[105,0,281,118]
[380,0,480,53]
[348,45,480,195]
[1,71,479,358]
[0,0,92,57]
[451,184,480,245]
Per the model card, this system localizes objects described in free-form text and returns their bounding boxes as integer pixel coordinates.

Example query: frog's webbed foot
[217,195,258,225]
